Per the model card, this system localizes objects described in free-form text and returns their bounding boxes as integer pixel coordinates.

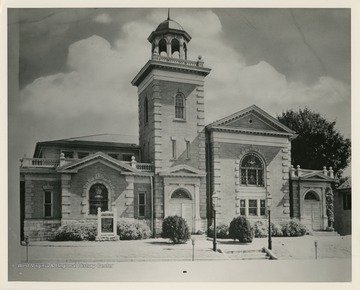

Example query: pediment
[159,165,206,177]
[57,152,138,173]
[207,105,296,137]
[300,172,334,181]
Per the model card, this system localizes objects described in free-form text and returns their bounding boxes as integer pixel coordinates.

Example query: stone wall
[24,219,61,241]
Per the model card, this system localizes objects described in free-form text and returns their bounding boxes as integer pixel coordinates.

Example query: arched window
[158,38,167,57]
[240,154,264,186]
[304,191,320,201]
[144,96,149,123]
[171,39,180,58]
[175,93,185,119]
[171,189,192,200]
[89,183,109,214]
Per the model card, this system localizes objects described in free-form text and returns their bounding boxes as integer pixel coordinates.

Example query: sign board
[96,207,119,241]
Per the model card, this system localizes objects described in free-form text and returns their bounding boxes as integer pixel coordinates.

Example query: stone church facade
[20,16,336,241]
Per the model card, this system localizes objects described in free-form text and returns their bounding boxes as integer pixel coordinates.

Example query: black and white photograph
[3,1,359,288]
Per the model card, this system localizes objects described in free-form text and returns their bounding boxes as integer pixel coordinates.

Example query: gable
[300,172,334,181]
[57,152,138,174]
[206,105,296,138]
[159,165,206,177]
[225,112,279,131]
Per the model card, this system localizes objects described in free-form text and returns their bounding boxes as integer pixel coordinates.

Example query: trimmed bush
[252,221,283,238]
[271,222,283,237]
[207,223,229,239]
[117,218,151,240]
[252,220,268,238]
[53,221,97,241]
[161,216,190,244]
[281,220,307,237]
[229,216,254,243]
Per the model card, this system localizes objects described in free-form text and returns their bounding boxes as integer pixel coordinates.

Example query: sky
[8,8,351,175]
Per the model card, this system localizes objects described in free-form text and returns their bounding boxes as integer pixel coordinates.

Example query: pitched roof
[338,177,351,190]
[206,105,296,139]
[41,133,138,145]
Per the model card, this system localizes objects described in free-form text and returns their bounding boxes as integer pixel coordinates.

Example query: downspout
[149,175,154,237]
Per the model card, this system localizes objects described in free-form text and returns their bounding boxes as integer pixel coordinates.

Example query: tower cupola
[148,13,191,60]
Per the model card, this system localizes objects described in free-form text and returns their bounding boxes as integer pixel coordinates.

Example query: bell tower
[131,13,211,234]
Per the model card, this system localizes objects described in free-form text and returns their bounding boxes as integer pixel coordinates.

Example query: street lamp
[212,192,219,252]
[267,192,272,250]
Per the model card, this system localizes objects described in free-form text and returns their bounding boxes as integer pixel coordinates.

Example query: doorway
[168,189,194,232]
[304,191,322,230]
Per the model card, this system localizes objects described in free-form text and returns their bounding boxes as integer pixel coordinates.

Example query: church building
[20,15,336,241]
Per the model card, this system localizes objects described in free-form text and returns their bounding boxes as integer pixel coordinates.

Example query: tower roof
[148,18,191,43]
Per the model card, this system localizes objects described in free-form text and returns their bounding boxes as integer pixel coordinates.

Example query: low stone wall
[24,219,61,241]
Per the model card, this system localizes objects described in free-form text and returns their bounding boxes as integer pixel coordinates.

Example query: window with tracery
[89,183,109,215]
[175,94,185,119]
[240,154,264,186]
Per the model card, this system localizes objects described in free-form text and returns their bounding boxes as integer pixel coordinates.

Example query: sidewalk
[20,234,351,263]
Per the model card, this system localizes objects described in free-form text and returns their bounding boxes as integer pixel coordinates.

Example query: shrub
[229,216,254,243]
[252,220,268,238]
[271,222,283,237]
[207,223,229,239]
[53,221,97,241]
[117,218,151,240]
[281,220,307,237]
[161,216,190,244]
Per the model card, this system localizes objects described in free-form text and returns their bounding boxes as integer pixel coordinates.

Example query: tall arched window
[171,39,180,58]
[144,96,149,123]
[158,38,167,57]
[240,154,264,186]
[89,183,109,214]
[175,93,185,119]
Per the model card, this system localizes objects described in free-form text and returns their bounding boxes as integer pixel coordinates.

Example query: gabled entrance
[168,189,194,232]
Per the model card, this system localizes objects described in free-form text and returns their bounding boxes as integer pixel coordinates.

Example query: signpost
[96,207,119,241]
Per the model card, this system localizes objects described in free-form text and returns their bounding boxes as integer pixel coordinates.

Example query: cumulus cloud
[19,9,350,142]
[93,13,112,24]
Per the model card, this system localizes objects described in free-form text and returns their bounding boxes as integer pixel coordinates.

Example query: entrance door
[168,189,194,232]
[304,191,322,230]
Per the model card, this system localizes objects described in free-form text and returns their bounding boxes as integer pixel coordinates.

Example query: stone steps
[223,249,269,260]
[310,231,340,237]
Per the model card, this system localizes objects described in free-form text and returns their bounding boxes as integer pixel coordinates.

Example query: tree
[277,108,350,177]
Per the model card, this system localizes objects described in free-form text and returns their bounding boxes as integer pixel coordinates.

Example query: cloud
[93,13,112,24]
[19,9,350,144]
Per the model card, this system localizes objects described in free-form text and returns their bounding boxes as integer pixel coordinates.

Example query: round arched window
[171,189,192,200]
[240,154,264,186]
[304,191,319,201]
[89,183,109,215]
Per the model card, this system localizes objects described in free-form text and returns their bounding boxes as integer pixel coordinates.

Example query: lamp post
[267,192,272,250]
[212,192,219,252]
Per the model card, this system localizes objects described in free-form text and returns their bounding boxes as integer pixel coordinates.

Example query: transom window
[89,183,109,215]
[304,191,319,201]
[240,154,264,186]
[171,189,191,200]
[175,94,185,119]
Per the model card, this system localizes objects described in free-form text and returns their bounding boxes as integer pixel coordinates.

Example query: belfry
[132,12,211,234]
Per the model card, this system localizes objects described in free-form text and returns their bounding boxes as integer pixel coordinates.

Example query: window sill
[173,118,186,123]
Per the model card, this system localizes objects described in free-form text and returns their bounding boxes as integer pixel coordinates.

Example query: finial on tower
[167,8,170,20]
